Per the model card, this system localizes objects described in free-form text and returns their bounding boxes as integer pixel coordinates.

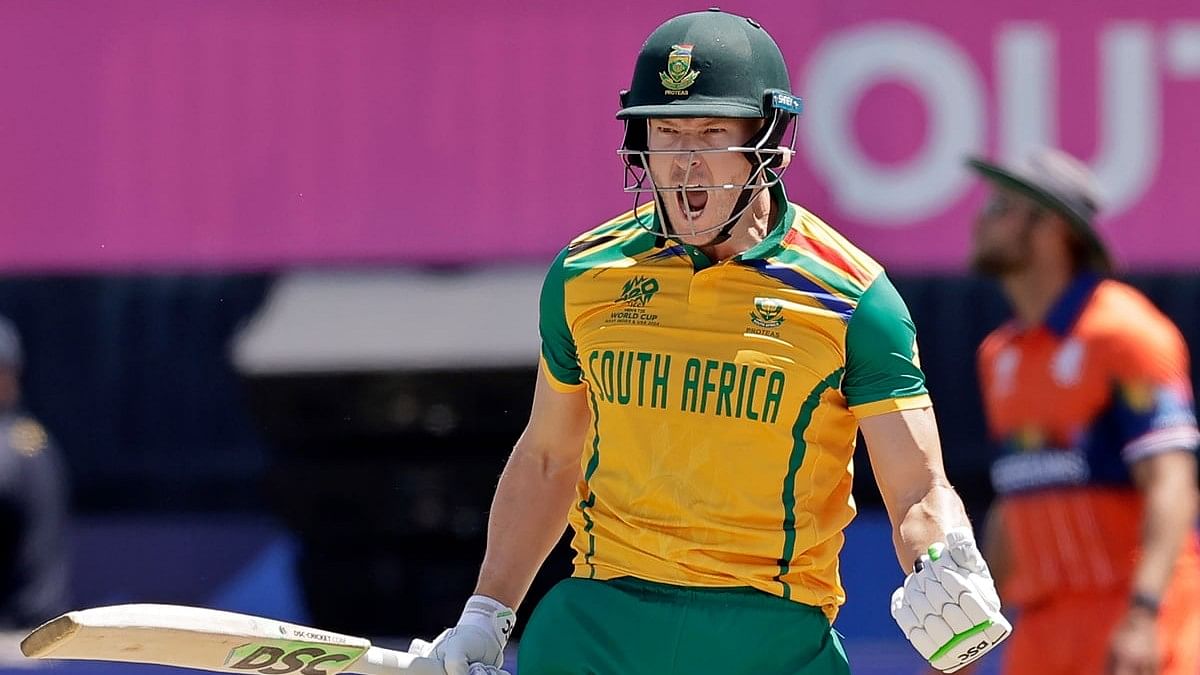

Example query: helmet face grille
[617,115,799,243]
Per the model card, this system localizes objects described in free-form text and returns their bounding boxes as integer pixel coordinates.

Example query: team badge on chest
[746,297,786,338]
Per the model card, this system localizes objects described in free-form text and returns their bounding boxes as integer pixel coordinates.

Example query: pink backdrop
[2,0,1199,272]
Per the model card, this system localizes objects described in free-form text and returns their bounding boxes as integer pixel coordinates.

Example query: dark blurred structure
[0,314,69,628]
[2,272,1199,637]
[0,276,272,512]
[247,369,547,636]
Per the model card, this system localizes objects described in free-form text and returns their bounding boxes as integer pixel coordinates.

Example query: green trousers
[518,577,851,675]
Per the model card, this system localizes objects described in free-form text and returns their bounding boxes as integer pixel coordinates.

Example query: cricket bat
[20,604,444,675]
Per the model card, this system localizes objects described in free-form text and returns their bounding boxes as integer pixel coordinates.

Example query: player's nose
[670,151,704,182]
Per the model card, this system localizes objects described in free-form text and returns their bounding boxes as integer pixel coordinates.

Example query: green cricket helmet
[616,9,803,242]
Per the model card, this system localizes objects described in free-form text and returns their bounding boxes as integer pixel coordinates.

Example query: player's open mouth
[677,188,708,220]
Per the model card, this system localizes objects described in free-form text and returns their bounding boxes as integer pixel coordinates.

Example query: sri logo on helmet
[660,44,700,95]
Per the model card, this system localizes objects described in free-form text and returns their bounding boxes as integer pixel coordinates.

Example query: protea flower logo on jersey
[750,298,785,329]
[660,44,700,95]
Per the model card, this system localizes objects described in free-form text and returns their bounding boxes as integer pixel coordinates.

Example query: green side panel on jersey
[577,386,605,579]
[776,367,844,600]
[539,246,585,387]
[842,273,928,408]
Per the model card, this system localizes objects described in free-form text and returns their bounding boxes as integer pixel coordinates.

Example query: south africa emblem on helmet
[660,44,700,95]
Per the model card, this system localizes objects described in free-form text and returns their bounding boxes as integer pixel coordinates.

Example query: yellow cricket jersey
[539,181,930,620]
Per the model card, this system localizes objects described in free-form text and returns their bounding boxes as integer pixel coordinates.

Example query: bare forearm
[860,408,974,570]
[474,447,579,610]
[1132,468,1199,599]
[893,482,971,570]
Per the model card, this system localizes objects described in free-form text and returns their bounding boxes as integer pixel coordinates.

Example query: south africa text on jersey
[585,349,787,423]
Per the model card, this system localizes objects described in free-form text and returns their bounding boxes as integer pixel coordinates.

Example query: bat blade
[21,604,442,675]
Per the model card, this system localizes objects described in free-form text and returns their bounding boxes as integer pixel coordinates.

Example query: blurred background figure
[0,316,68,630]
[966,149,1200,675]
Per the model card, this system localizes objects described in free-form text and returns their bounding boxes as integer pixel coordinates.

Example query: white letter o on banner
[801,22,986,226]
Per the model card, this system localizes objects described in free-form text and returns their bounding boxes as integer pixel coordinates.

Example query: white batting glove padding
[408,595,516,675]
[408,639,509,675]
[890,529,1011,673]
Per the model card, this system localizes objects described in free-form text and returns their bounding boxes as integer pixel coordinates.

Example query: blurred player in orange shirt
[965,149,1200,675]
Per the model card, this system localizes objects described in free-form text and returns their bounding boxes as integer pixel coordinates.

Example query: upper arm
[842,273,930,419]
[515,364,593,473]
[1105,319,1200,465]
[518,247,592,470]
[1129,446,1199,494]
[860,406,949,508]
[539,247,583,392]
[845,274,944,507]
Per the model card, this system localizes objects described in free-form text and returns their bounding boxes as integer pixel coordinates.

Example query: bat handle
[352,646,445,675]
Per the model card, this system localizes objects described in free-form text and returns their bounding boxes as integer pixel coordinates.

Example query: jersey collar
[1042,273,1102,337]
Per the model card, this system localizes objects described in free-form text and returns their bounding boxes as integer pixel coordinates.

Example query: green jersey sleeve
[539,247,583,389]
[842,273,930,417]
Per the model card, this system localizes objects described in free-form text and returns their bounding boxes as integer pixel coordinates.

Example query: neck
[699,186,777,261]
[1000,260,1076,328]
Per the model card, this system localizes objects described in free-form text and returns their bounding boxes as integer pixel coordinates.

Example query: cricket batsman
[411,9,1010,674]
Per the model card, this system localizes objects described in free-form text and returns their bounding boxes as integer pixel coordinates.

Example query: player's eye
[655,126,679,134]
[704,127,727,135]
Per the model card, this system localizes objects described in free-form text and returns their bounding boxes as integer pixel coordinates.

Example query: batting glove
[408,595,515,675]
[890,529,1011,672]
